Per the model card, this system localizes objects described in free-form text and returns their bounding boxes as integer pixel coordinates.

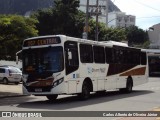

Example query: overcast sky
[113,0,160,30]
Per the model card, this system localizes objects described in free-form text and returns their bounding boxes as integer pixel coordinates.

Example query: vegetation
[0,15,38,60]
[125,26,149,46]
[0,0,149,60]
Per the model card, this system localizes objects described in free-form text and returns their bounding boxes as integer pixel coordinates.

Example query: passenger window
[80,44,93,63]
[93,46,105,63]
[0,68,5,73]
[105,47,113,63]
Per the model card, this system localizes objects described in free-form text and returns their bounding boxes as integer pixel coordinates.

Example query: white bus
[19,35,148,101]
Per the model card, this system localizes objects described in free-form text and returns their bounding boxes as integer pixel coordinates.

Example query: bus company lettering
[90,68,106,73]
[88,68,106,73]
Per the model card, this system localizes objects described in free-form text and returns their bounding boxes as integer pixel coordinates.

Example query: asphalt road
[0,77,160,120]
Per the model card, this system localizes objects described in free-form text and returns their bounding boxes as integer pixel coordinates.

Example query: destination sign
[23,37,61,47]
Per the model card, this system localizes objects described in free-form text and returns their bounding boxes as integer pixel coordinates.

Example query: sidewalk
[0,83,24,98]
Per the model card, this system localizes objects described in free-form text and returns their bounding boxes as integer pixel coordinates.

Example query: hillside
[0,0,120,15]
[0,0,54,15]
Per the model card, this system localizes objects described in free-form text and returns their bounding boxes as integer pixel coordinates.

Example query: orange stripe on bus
[120,67,146,76]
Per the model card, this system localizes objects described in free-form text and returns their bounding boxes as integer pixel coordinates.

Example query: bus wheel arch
[78,77,93,100]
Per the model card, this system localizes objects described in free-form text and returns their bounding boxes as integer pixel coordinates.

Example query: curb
[0,93,27,99]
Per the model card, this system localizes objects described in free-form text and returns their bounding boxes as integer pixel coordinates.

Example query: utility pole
[95,0,99,41]
[106,0,108,27]
[82,0,89,39]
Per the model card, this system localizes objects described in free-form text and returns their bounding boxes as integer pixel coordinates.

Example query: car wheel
[15,82,19,85]
[3,78,8,85]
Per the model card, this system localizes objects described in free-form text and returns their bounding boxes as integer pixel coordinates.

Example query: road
[0,78,160,120]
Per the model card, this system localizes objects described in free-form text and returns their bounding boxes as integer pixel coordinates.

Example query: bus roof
[23,35,144,51]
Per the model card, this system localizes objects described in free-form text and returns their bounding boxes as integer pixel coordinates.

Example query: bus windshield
[23,47,64,74]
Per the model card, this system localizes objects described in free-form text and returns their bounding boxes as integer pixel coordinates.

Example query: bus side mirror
[68,51,72,60]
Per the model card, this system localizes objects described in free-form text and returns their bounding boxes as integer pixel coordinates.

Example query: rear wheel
[120,78,133,93]
[3,78,8,85]
[46,95,58,101]
[125,79,133,93]
[15,82,19,85]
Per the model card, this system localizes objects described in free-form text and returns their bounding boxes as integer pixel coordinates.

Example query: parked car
[0,66,22,85]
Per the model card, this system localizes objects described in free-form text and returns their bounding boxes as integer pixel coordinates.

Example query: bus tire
[46,95,58,101]
[125,78,133,93]
[78,81,90,100]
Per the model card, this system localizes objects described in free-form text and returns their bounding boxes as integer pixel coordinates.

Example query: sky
[113,0,160,30]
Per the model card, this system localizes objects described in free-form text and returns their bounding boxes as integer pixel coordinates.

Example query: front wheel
[78,81,90,100]
[3,78,8,84]
[46,95,58,101]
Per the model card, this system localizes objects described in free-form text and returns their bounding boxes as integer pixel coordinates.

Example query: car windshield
[23,47,64,74]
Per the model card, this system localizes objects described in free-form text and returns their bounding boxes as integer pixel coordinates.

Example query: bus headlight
[52,78,64,88]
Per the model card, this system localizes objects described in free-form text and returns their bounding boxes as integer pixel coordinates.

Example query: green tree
[104,27,126,42]
[0,15,38,60]
[125,26,149,46]
[32,0,82,37]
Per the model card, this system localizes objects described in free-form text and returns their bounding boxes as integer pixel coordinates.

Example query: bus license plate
[35,88,42,92]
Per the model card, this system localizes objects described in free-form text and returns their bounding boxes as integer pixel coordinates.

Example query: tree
[0,15,38,60]
[125,26,149,46]
[87,18,126,41]
[32,0,82,37]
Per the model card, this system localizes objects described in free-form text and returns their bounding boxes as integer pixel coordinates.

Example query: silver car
[0,66,22,85]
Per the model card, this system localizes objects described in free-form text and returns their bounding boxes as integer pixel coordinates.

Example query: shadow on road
[17,90,154,110]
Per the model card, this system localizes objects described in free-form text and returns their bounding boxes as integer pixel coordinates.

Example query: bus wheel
[78,81,90,100]
[46,95,58,101]
[125,78,133,93]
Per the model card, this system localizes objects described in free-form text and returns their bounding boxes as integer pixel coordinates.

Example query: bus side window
[64,41,79,75]
[80,44,93,63]
[93,46,105,63]
[105,47,113,63]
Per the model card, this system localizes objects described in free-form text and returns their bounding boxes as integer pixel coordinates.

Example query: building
[108,11,136,28]
[79,0,135,28]
[79,0,108,24]
[148,23,160,49]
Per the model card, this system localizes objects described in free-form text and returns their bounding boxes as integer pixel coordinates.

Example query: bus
[18,35,148,101]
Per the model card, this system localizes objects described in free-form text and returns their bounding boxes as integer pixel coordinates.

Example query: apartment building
[79,0,108,24]
[148,23,160,49]
[108,11,136,28]
[79,0,135,28]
